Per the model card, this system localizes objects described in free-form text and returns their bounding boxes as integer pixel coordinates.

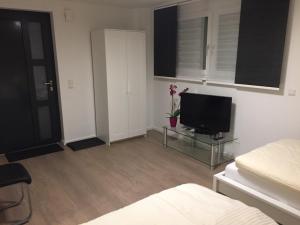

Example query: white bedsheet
[81,184,276,225]
[225,162,300,210]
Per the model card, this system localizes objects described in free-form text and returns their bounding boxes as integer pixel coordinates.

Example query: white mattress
[225,162,300,210]
[235,139,300,193]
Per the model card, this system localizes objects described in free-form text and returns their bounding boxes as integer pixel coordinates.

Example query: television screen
[180,93,232,134]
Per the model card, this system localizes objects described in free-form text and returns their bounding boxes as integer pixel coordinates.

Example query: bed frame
[213,172,300,225]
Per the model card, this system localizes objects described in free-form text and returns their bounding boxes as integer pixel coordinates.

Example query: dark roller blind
[235,0,290,87]
[154,6,178,77]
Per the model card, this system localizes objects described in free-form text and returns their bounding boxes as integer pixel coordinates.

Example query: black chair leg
[13,183,32,225]
[0,183,32,225]
[0,183,24,212]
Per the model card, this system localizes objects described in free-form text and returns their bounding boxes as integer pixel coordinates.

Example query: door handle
[44,80,54,92]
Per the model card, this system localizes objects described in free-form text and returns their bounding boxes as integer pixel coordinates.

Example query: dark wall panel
[235,0,290,87]
[154,6,178,77]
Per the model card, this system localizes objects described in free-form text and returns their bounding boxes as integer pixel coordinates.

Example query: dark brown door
[0,9,61,153]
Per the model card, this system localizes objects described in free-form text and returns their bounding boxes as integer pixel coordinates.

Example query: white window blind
[216,12,240,72]
[209,11,240,82]
[177,18,207,71]
[176,1,209,78]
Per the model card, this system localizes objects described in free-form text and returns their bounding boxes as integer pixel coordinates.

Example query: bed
[214,139,300,225]
[81,183,276,225]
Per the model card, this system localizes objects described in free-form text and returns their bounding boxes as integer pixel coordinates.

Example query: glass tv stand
[163,126,237,169]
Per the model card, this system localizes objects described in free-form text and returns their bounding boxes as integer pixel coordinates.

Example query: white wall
[0,0,137,143]
[138,0,300,156]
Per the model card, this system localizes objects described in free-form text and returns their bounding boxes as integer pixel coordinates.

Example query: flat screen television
[180,93,232,135]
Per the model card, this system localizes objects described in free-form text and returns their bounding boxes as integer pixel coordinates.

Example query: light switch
[68,80,74,89]
[64,9,73,23]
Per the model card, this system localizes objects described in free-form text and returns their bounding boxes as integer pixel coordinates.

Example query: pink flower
[167,85,188,118]
[170,90,176,95]
[169,84,177,96]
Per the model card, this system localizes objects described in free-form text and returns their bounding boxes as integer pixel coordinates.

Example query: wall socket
[288,89,296,96]
[68,80,74,89]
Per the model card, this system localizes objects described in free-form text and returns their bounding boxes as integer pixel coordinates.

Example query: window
[176,1,209,78]
[154,2,240,81]
[216,13,240,72]
[177,17,208,77]
[154,0,288,89]
[210,10,240,82]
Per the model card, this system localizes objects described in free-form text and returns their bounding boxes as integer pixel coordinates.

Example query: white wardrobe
[91,29,147,145]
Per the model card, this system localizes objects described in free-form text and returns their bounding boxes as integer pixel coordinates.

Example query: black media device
[180,93,232,137]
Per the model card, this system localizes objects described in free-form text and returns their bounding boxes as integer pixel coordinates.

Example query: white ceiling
[68,0,173,8]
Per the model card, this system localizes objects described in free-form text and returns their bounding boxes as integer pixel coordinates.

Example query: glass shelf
[165,126,236,146]
[163,126,237,169]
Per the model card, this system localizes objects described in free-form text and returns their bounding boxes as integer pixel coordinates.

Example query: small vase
[169,117,178,128]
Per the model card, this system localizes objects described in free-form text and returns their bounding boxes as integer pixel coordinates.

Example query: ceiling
[67,0,174,8]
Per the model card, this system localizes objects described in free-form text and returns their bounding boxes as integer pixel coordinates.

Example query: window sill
[154,76,205,84]
[154,76,280,91]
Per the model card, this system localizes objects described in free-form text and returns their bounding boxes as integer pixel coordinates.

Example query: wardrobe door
[127,31,147,138]
[105,30,129,142]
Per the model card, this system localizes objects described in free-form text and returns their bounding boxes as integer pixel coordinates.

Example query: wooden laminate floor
[0,131,225,225]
